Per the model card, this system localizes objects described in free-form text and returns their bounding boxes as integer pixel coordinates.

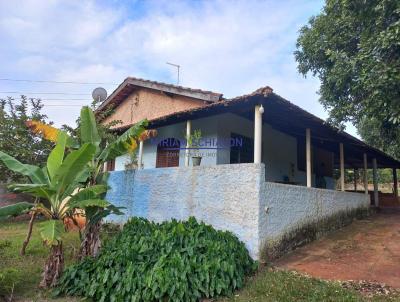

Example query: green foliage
[295,0,400,155]
[0,137,103,244]
[57,106,147,185]
[56,217,257,301]
[0,96,53,183]
[5,221,393,302]
[0,267,19,298]
[358,117,400,160]
[0,150,47,184]
[79,106,101,147]
[98,118,148,163]
[0,202,33,218]
[38,220,64,246]
[186,129,202,148]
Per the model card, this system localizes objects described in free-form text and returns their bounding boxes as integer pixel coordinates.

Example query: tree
[295,0,400,153]
[0,135,110,288]
[27,106,156,258]
[358,117,400,160]
[0,96,53,182]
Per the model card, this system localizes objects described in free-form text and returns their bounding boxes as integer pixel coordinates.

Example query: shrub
[56,217,257,301]
[0,268,19,297]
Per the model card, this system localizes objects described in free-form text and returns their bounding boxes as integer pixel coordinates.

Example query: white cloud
[0,0,356,136]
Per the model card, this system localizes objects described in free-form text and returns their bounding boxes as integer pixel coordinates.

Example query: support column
[306,128,312,188]
[393,168,398,198]
[340,143,345,191]
[354,168,358,191]
[185,120,191,167]
[373,158,379,206]
[254,105,263,164]
[363,153,368,195]
[138,141,144,169]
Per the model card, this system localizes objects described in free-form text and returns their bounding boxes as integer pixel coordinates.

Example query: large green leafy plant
[0,134,110,288]
[27,106,153,258]
[56,217,257,301]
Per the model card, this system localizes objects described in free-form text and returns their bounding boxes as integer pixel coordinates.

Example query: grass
[219,267,400,302]
[0,220,399,301]
[0,219,80,301]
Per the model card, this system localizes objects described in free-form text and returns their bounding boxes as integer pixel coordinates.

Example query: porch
[113,87,399,206]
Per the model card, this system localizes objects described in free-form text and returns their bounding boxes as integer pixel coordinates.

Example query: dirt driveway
[275,208,400,288]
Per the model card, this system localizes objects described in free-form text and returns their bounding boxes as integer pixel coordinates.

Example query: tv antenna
[166,62,180,85]
[92,87,107,103]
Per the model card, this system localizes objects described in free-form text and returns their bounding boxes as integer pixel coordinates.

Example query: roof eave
[96,77,223,113]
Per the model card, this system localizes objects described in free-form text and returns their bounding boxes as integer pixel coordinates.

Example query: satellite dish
[92,87,107,102]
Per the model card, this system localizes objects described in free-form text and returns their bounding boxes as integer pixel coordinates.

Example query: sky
[0,0,358,136]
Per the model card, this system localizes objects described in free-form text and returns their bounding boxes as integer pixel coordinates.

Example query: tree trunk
[78,221,101,259]
[20,212,36,256]
[39,242,64,288]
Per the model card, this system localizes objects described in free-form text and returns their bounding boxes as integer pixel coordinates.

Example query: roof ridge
[126,76,222,96]
[228,85,274,102]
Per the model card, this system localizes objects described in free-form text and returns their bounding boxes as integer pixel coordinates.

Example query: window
[156,138,180,168]
[230,133,254,164]
[106,159,115,171]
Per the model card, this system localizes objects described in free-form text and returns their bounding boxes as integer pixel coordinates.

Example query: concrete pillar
[340,143,345,191]
[254,105,263,164]
[306,128,312,188]
[393,168,398,197]
[185,120,191,167]
[373,158,379,206]
[138,140,144,169]
[354,168,358,191]
[363,153,368,195]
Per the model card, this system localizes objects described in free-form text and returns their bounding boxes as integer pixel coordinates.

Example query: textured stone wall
[259,181,370,259]
[105,163,264,259]
[105,163,370,260]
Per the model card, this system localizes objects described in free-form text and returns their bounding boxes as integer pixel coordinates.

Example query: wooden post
[254,105,263,164]
[185,120,191,167]
[340,143,345,191]
[363,153,368,195]
[138,141,144,169]
[306,128,312,188]
[393,168,398,198]
[373,158,379,206]
[354,168,357,191]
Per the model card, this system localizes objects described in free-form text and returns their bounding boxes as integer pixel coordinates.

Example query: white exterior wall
[259,182,370,253]
[115,117,218,170]
[114,113,335,189]
[215,113,334,187]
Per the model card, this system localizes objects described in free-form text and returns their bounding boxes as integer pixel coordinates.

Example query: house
[98,77,400,260]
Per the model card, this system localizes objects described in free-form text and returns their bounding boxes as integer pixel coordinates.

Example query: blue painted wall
[105,164,263,259]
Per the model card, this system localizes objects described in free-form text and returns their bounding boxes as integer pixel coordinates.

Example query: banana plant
[0,202,33,219]
[0,133,110,288]
[27,106,156,258]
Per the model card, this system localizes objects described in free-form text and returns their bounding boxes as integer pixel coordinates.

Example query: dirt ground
[275,208,400,288]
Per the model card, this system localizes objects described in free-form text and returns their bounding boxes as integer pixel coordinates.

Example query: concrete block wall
[105,163,264,259]
[259,181,370,258]
[105,163,370,260]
